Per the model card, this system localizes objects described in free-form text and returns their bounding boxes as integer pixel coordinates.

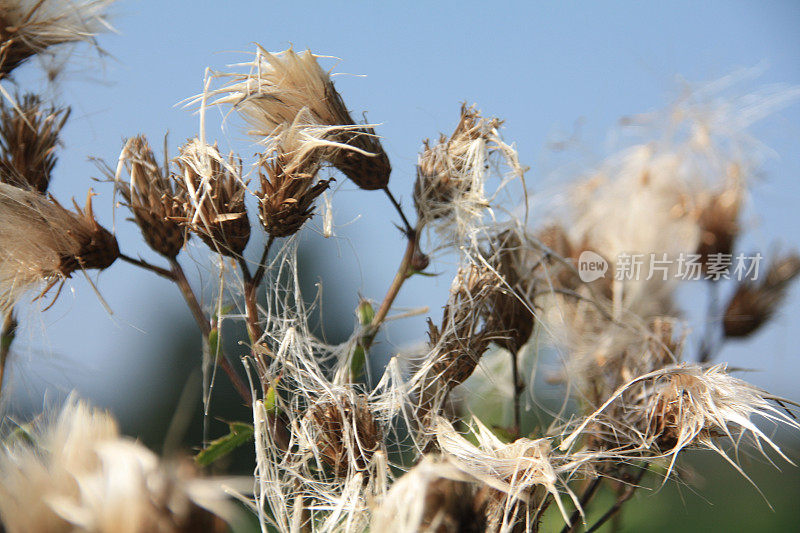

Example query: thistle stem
[370,228,420,332]
[382,186,414,237]
[168,258,252,406]
[698,281,720,363]
[0,310,17,398]
[252,235,275,288]
[120,253,175,280]
[238,257,263,345]
[561,477,602,533]
[585,467,647,533]
[511,347,523,437]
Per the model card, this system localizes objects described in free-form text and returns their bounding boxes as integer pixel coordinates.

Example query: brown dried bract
[307,394,380,476]
[0,93,69,193]
[723,252,800,338]
[257,153,331,238]
[116,135,188,258]
[175,139,250,257]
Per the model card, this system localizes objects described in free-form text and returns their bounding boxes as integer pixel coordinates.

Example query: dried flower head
[0,395,234,533]
[482,230,535,354]
[307,394,381,476]
[0,183,118,309]
[696,180,743,274]
[723,252,800,338]
[0,0,115,78]
[563,364,800,478]
[256,129,332,237]
[175,138,250,257]
[114,135,188,258]
[416,265,502,422]
[203,45,391,190]
[0,93,69,193]
[414,105,501,224]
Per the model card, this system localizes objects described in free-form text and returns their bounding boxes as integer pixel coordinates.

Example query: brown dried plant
[115,135,188,259]
[0,183,118,310]
[175,138,250,257]
[0,93,69,193]
[723,252,800,338]
[0,0,115,79]
[203,45,391,191]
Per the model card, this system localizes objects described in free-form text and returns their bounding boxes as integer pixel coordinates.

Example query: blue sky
[4,1,800,428]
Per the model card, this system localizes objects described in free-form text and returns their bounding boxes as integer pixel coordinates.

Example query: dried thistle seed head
[115,135,188,258]
[413,105,503,223]
[175,138,250,257]
[307,394,380,476]
[695,184,742,273]
[0,184,118,309]
[0,0,115,78]
[0,93,69,193]
[257,152,331,238]
[722,252,800,338]
[482,231,535,354]
[203,45,391,190]
[417,265,501,423]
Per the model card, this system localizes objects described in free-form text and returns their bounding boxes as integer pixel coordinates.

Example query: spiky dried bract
[116,135,188,258]
[307,394,381,476]
[0,0,115,78]
[203,45,391,190]
[0,183,118,309]
[175,138,250,257]
[257,151,331,237]
[414,106,497,223]
[482,230,535,354]
[723,252,800,338]
[0,93,69,193]
[0,395,230,533]
[416,265,502,422]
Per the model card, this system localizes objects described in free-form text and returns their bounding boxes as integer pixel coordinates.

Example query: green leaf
[195,422,254,467]
[350,344,366,379]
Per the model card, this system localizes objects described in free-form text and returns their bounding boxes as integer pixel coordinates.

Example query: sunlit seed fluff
[201,45,391,190]
[0,395,232,533]
[0,93,70,193]
[371,457,486,533]
[723,252,800,338]
[174,138,250,257]
[0,183,118,310]
[433,417,589,528]
[562,364,800,478]
[413,104,525,245]
[0,0,116,78]
[114,135,188,258]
